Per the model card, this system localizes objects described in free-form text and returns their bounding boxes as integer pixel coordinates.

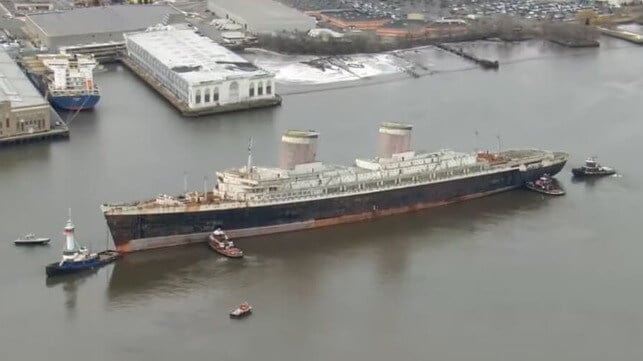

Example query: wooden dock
[119,56,282,117]
[433,43,499,70]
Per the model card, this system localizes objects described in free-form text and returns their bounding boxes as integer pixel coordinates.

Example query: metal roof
[0,50,47,108]
[207,0,315,33]
[26,5,180,37]
[126,28,273,85]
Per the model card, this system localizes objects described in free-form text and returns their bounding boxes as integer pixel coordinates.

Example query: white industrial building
[124,27,277,110]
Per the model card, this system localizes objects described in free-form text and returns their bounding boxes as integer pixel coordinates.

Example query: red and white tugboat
[208,228,243,258]
[525,174,565,196]
[230,302,252,319]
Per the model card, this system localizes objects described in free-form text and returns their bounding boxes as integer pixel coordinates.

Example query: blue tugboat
[45,211,120,278]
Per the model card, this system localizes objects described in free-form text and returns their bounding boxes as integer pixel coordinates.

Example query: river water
[1,38,642,360]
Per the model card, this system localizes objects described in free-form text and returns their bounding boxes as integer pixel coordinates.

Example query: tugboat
[14,234,50,245]
[208,228,244,258]
[229,302,252,319]
[45,211,121,278]
[525,174,565,196]
[572,157,615,177]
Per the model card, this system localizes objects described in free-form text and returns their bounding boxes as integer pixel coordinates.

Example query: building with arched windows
[124,26,279,115]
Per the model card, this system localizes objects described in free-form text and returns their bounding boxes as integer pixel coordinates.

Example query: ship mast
[474,129,479,153]
[246,137,253,174]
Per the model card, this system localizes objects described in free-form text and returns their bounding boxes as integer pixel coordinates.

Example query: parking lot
[450,0,610,21]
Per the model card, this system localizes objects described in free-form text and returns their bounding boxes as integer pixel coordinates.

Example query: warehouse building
[24,5,181,49]
[206,0,316,34]
[124,27,278,113]
[0,50,51,139]
[13,0,53,13]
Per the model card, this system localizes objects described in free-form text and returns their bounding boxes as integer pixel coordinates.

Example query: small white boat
[14,234,51,245]
[229,302,252,319]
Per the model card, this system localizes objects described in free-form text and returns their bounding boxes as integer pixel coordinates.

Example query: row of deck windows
[247,167,486,200]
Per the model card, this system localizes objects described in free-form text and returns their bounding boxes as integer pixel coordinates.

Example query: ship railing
[103,199,249,213]
[105,168,498,212]
[246,165,498,204]
[104,166,513,212]
[49,89,100,96]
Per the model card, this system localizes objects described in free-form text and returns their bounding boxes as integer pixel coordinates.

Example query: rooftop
[0,50,48,108]
[125,27,273,85]
[26,5,180,37]
[14,0,52,4]
[207,0,315,33]
[380,19,430,29]
[320,9,390,22]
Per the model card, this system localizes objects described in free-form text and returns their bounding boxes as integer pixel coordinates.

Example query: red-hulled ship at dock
[101,122,568,252]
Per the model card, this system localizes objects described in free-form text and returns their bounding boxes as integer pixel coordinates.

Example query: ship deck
[102,149,568,216]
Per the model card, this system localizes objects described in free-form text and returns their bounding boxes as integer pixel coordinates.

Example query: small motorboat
[572,157,615,177]
[230,302,252,319]
[525,174,565,196]
[45,211,121,278]
[14,234,50,245]
[208,228,243,258]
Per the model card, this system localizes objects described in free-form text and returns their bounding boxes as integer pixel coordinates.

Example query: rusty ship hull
[104,160,566,253]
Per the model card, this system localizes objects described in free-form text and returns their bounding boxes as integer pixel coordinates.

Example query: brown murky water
[1,38,642,361]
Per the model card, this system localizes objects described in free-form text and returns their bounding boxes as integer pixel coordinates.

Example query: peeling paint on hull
[106,161,565,253]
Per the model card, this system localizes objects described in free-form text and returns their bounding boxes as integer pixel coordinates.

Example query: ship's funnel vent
[280,130,319,170]
[378,122,412,158]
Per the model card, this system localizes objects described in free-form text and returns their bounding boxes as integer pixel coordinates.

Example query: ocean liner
[102,123,568,252]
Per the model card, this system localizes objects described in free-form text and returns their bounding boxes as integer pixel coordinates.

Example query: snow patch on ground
[250,53,405,85]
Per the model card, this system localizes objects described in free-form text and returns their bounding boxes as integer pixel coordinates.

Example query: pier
[0,109,69,146]
[598,27,643,45]
[433,43,499,69]
[0,125,69,145]
[548,39,600,48]
[0,128,69,146]
[119,56,282,117]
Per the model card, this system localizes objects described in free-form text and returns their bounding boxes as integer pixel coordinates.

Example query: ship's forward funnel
[280,130,319,170]
[378,122,412,158]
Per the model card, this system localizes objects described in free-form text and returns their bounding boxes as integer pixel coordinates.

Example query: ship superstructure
[19,52,100,110]
[102,122,568,252]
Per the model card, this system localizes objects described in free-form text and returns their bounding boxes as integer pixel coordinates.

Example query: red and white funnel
[63,209,76,252]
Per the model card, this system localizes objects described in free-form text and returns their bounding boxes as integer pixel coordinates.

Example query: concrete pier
[548,39,600,48]
[0,127,69,146]
[119,56,282,117]
[599,27,643,45]
[0,109,69,146]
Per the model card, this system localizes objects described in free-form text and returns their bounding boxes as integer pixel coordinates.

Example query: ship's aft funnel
[378,122,412,158]
[280,130,319,170]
